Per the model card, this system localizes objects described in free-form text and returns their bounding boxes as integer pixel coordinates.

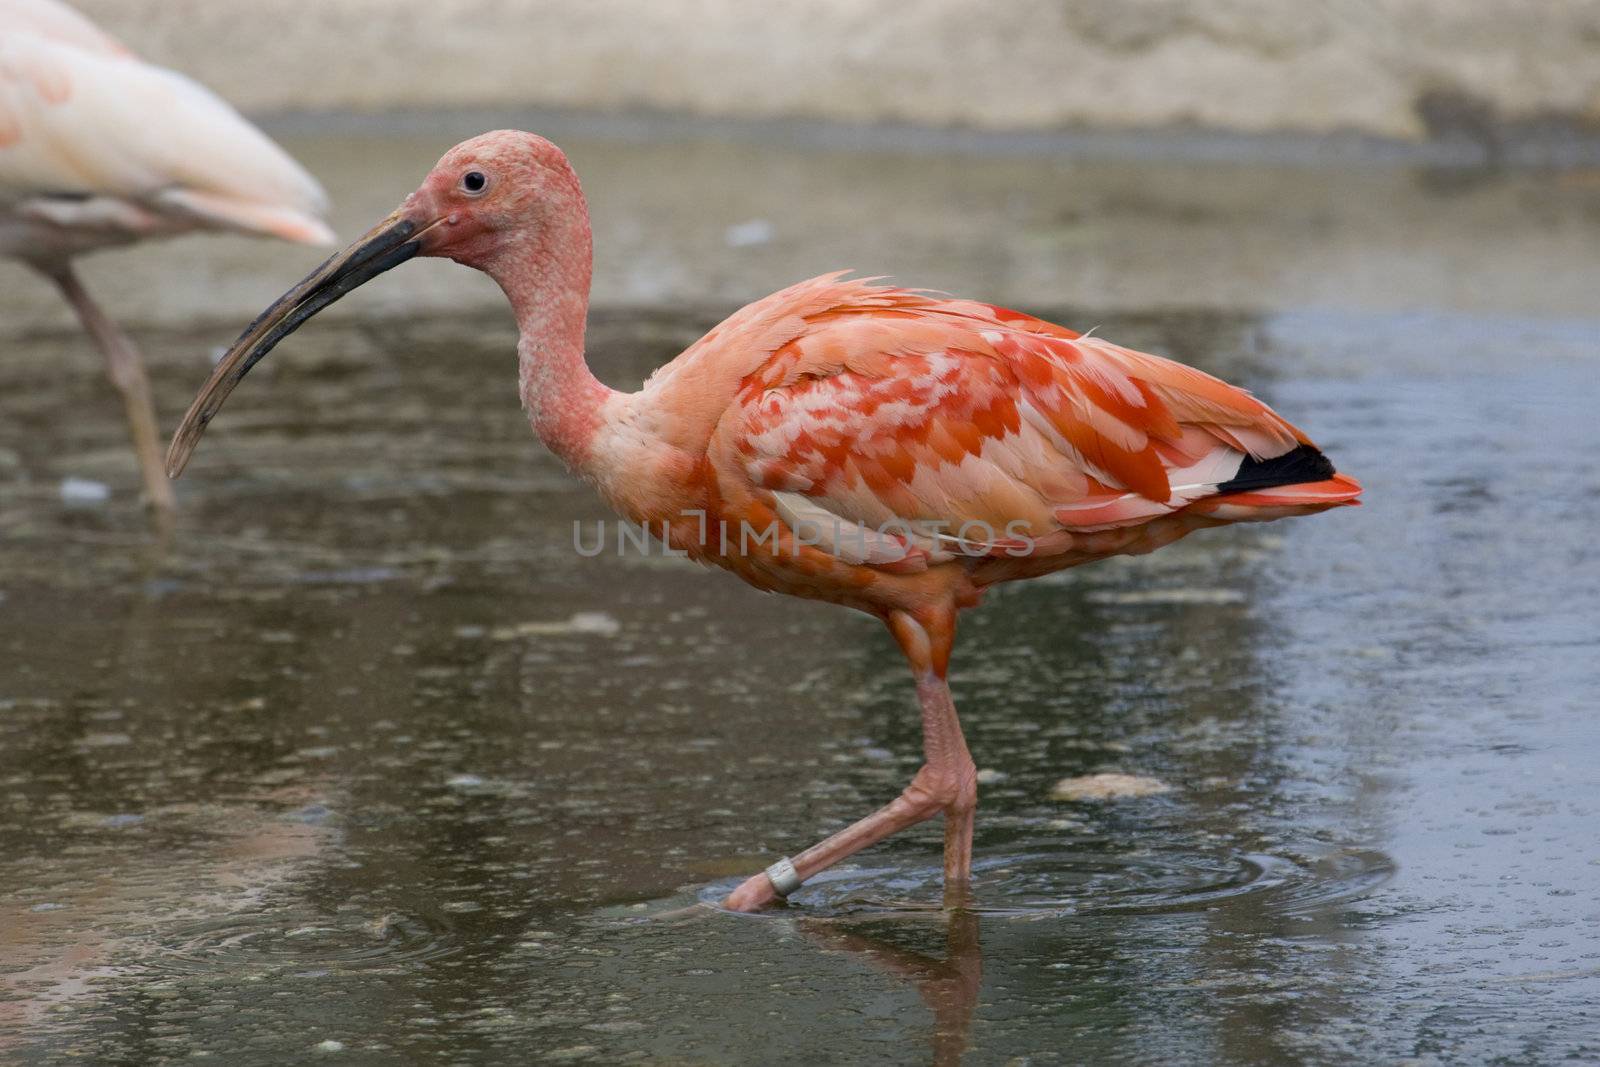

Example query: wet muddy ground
[2,125,1599,1064]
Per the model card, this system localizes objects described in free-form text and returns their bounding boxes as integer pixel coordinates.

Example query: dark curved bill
[165,213,439,479]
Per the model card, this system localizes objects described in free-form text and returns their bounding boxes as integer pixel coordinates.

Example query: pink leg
[724,610,977,912]
[40,263,176,512]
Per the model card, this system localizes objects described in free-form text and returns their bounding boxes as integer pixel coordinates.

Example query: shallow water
[3,143,1600,1063]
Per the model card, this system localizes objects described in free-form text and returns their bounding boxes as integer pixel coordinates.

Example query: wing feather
[0,16,331,244]
[700,280,1335,566]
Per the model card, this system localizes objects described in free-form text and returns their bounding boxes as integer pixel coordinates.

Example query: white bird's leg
[41,264,176,511]
[724,609,977,912]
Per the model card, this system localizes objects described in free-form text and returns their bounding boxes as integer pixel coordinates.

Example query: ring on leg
[765,857,803,897]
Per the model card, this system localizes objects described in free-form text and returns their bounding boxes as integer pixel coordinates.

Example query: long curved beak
[165,212,440,478]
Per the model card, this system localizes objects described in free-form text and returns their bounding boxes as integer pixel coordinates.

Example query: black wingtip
[1216,443,1336,494]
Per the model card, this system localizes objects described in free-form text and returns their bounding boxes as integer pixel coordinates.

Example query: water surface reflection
[2,304,1597,1062]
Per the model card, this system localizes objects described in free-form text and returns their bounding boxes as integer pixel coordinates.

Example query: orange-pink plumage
[166,131,1360,912]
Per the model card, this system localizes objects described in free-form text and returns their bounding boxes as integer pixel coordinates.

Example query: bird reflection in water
[797,906,984,1067]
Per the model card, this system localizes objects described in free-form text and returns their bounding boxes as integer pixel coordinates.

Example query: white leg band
[764,857,803,897]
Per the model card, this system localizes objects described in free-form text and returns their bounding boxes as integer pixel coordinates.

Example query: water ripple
[144,907,461,976]
[690,845,1395,921]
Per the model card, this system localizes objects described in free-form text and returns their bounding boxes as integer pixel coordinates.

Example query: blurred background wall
[7,1,1598,341]
[72,0,1600,141]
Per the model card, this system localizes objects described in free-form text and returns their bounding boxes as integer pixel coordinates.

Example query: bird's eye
[461,170,488,195]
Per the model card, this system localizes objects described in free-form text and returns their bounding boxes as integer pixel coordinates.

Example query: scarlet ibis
[167,131,1360,911]
[0,0,332,509]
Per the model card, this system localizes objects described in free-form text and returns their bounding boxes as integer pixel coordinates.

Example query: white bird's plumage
[0,0,333,261]
[0,0,334,512]
[0,0,119,55]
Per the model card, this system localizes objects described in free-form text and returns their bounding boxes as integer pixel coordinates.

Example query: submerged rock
[59,476,109,504]
[1050,772,1173,801]
[489,612,621,639]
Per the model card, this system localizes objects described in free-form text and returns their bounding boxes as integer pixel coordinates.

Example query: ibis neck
[491,212,612,474]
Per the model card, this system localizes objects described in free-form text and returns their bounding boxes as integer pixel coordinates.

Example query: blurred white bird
[0,0,333,509]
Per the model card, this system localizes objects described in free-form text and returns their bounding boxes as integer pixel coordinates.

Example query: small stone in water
[314,1039,345,1053]
[59,477,110,504]
[724,219,775,247]
[975,768,1007,784]
[1050,772,1173,801]
[490,612,620,639]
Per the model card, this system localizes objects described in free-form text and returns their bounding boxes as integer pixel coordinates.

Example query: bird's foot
[722,872,782,912]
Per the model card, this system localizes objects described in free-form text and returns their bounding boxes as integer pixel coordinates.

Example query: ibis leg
[42,264,175,511]
[724,609,976,911]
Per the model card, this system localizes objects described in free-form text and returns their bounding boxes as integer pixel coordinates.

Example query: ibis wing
[0,0,126,56]
[718,292,1325,567]
[0,21,330,244]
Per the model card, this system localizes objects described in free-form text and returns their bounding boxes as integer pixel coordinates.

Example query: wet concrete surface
[2,128,1600,1064]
